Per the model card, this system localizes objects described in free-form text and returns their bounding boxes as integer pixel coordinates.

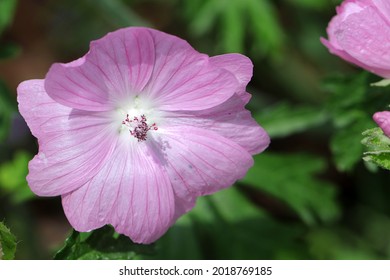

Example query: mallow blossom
[321,0,390,79]
[17,27,269,243]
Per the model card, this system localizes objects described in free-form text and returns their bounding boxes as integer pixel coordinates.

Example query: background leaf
[0,221,16,260]
[255,102,327,138]
[54,226,155,260]
[164,187,309,259]
[240,153,340,225]
[183,0,284,59]
[0,0,17,35]
[0,151,34,203]
[0,80,16,141]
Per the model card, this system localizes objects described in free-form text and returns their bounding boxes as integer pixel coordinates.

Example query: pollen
[122,114,158,142]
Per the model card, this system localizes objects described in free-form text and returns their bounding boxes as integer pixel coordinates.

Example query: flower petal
[17,79,117,196]
[45,27,155,111]
[62,142,175,244]
[163,94,270,154]
[152,126,254,203]
[322,1,390,78]
[337,6,390,70]
[144,29,239,111]
[209,53,253,103]
[366,0,390,22]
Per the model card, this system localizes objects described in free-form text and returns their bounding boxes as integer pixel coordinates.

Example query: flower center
[122,114,158,142]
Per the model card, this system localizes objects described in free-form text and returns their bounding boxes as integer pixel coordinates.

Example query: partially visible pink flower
[321,0,390,78]
[373,111,390,137]
[17,27,270,244]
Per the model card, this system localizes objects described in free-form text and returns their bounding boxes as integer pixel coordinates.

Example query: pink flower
[321,0,390,78]
[373,111,390,137]
[17,27,269,243]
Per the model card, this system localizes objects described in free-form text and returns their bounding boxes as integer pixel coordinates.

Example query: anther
[122,114,158,142]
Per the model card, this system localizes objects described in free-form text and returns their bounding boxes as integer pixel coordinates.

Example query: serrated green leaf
[0,221,16,260]
[324,72,369,118]
[0,0,17,35]
[187,187,308,259]
[240,153,340,225]
[362,128,390,170]
[255,102,327,138]
[330,116,373,172]
[54,226,155,260]
[363,152,390,171]
[0,151,34,203]
[324,72,389,171]
[153,187,306,259]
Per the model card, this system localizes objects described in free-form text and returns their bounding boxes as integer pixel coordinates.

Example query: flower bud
[373,111,390,137]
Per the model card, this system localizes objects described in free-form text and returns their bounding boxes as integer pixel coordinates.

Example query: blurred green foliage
[255,103,327,138]
[0,79,16,140]
[0,0,390,260]
[0,0,17,35]
[241,152,340,225]
[325,73,390,171]
[183,0,284,59]
[0,221,16,260]
[0,150,34,203]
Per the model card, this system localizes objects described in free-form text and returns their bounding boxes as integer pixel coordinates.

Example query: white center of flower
[115,95,161,143]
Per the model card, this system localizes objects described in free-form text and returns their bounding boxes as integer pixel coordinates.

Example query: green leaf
[54,226,155,260]
[246,0,285,59]
[150,214,203,260]
[306,228,377,260]
[371,79,390,87]
[324,72,388,171]
[324,73,369,121]
[285,0,331,10]
[150,187,309,259]
[49,0,151,56]
[0,79,16,140]
[87,0,150,28]
[183,0,285,59]
[221,3,244,53]
[186,187,309,259]
[330,116,373,172]
[0,151,34,203]
[0,221,17,260]
[240,152,340,225]
[0,0,17,35]
[362,128,390,170]
[188,0,220,37]
[353,206,390,258]
[255,102,327,138]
